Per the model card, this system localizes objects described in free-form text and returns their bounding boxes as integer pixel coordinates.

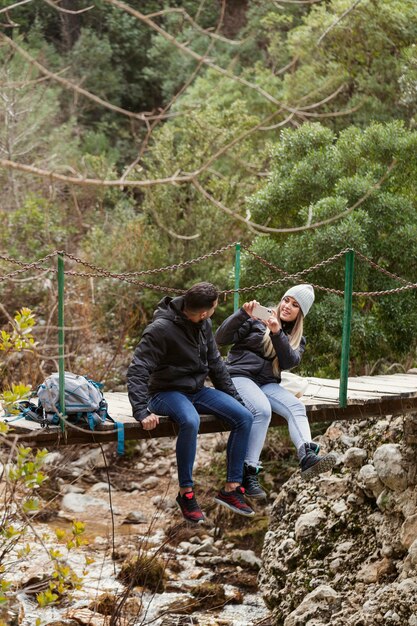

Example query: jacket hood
[152,295,185,322]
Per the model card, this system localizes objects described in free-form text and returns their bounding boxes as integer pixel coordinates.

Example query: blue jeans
[148,387,253,488]
[232,377,312,467]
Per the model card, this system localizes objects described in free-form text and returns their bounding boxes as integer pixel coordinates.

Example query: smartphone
[252,303,274,321]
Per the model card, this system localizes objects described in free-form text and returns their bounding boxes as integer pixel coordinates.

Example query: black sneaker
[300,443,336,480]
[176,491,205,524]
[242,463,267,500]
[307,441,321,455]
[214,486,255,517]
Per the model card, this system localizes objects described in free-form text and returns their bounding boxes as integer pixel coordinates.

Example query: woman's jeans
[232,377,312,467]
[148,387,253,488]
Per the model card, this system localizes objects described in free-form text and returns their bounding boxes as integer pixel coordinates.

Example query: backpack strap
[114,421,125,456]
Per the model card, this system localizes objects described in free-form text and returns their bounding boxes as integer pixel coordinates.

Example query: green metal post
[57,253,66,432]
[234,243,241,312]
[339,249,354,408]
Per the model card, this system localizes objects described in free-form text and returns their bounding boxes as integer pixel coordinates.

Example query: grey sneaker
[242,463,267,500]
[300,443,336,480]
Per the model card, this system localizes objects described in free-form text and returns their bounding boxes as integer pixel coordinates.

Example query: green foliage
[0,308,37,404]
[242,121,417,375]
[0,308,36,354]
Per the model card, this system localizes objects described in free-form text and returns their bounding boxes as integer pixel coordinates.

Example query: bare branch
[192,160,396,234]
[41,0,94,14]
[317,0,363,46]
[0,33,187,123]
[273,0,323,5]
[0,157,192,187]
[145,7,244,45]
[193,110,293,177]
[0,0,32,15]
[149,206,200,240]
[192,179,283,234]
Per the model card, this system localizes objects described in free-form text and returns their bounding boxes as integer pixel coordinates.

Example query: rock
[407,538,417,566]
[373,444,408,492]
[283,585,340,626]
[325,426,345,442]
[318,476,349,499]
[294,509,326,540]
[400,514,417,549]
[397,577,417,593]
[343,447,367,468]
[230,549,262,570]
[340,434,358,448]
[188,539,219,556]
[43,451,63,465]
[358,464,384,499]
[151,495,177,510]
[122,511,148,524]
[356,557,393,583]
[71,448,106,469]
[331,499,348,516]
[61,484,86,494]
[61,493,109,513]
[139,476,159,490]
[90,482,112,492]
[376,489,398,512]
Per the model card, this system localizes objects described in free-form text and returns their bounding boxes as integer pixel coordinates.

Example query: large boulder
[260,414,417,625]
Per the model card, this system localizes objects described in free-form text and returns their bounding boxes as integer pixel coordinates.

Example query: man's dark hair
[184,282,218,313]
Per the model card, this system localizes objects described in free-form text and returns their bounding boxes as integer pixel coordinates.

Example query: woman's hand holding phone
[242,300,259,317]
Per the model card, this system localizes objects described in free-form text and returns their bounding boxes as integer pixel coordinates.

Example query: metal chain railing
[1,244,417,297]
[0,251,59,283]
[240,245,348,295]
[353,249,415,287]
[60,242,238,278]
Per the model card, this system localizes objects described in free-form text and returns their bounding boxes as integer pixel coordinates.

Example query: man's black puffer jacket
[127,295,241,422]
[215,308,306,386]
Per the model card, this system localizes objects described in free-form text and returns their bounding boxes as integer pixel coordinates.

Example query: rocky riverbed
[1,432,274,626]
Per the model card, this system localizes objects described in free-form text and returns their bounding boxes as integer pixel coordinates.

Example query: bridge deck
[2,373,417,447]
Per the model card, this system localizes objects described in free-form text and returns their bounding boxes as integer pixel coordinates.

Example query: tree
[242,121,417,376]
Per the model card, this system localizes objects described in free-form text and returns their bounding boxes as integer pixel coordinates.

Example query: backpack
[11,372,125,454]
[36,372,110,430]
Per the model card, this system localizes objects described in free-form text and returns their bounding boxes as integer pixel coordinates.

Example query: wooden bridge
[2,372,417,447]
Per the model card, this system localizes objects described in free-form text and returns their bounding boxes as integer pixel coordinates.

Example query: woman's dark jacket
[127,295,242,422]
[214,308,306,386]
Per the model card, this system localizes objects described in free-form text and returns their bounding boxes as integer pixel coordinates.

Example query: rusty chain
[59,242,238,277]
[240,245,349,295]
[353,250,415,286]
[1,245,416,297]
[0,251,59,283]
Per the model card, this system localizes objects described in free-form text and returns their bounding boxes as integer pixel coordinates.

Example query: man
[127,282,255,523]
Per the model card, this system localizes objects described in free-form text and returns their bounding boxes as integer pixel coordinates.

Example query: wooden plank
[304,377,417,398]
[3,372,417,447]
[360,373,417,384]
[4,394,417,447]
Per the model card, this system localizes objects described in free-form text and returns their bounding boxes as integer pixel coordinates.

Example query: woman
[215,284,336,499]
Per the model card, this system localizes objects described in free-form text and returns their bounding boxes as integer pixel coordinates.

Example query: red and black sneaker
[214,486,255,517]
[176,491,205,524]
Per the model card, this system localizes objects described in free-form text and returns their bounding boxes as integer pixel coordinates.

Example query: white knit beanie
[282,284,315,317]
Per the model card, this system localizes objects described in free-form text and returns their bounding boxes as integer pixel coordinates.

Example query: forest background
[1,0,417,392]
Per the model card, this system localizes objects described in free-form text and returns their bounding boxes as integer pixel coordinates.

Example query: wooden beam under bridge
[3,373,417,448]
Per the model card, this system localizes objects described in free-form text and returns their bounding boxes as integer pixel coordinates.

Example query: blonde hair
[261,302,304,377]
